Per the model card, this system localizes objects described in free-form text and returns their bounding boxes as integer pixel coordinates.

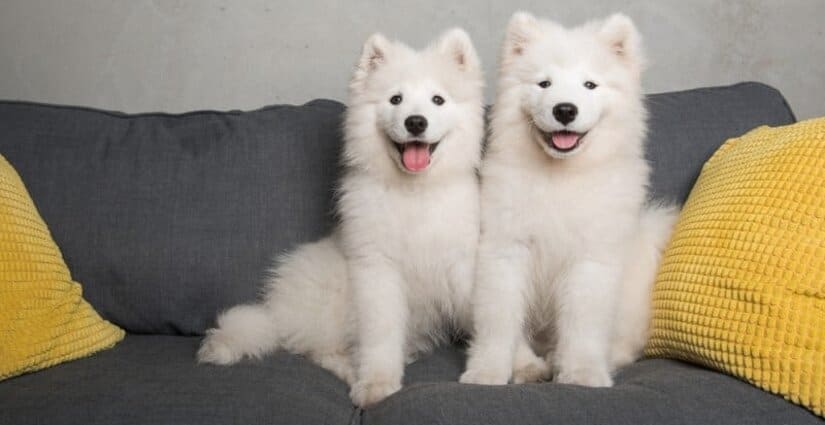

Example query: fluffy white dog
[197,29,485,407]
[460,12,677,388]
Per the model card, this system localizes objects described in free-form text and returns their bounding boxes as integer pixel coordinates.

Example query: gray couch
[0,82,820,424]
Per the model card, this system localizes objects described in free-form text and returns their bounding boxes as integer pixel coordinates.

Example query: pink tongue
[552,132,579,149]
[402,143,431,172]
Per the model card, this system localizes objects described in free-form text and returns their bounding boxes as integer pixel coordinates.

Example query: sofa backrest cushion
[646,82,795,203]
[0,83,795,335]
[0,100,345,334]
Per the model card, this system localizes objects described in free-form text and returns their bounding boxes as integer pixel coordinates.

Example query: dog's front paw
[350,379,401,408]
[555,367,613,387]
[197,330,242,365]
[512,359,551,384]
[459,368,510,385]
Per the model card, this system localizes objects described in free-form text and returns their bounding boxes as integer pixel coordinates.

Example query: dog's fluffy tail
[197,235,351,380]
[610,204,679,370]
[197,303,281,365]
[639,204,679,256]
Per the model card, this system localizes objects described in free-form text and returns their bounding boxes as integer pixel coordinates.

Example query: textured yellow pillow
[0,154,124,381]
[646,118,825,417]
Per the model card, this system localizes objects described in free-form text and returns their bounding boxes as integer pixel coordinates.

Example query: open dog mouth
[393,141,440,172]
[540,130,587,153]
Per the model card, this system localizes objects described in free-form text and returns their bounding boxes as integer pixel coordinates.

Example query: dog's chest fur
[482,154,647,274]
[339,172,479,298]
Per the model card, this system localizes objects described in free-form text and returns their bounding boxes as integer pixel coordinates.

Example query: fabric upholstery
[645,82,796,204]
[0,100,345,335]
[0,336,819,425]
[0,335,354,425]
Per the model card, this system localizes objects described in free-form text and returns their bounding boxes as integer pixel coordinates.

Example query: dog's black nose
[552,103,578,125]
[404,115,428,136]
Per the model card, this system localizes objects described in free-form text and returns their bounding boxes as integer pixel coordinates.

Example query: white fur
[460,12,677,387]
[197,29,485,407]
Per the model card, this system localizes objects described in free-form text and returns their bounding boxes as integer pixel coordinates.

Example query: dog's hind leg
[197,304,279,365]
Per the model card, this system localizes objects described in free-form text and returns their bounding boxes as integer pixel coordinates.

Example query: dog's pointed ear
[357,33,392,74]
[504,11,540,57]
[599,14,644,68]
[436,28,480,73]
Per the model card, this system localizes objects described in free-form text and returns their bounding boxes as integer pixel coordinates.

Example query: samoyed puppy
[460,12,677,387]
[197,29,485,407]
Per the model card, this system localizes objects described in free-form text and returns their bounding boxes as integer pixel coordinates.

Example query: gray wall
[0,0,822,118]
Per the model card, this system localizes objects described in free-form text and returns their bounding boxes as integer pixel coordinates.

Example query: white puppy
[197,30,485,407]
[460,12,677,387]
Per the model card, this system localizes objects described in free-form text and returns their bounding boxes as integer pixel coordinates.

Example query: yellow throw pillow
[0,154,124,380]
[646,118,825,417]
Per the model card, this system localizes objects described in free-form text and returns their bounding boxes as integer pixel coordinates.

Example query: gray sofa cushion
[0,100,345,335]
[0,82,796,335]
[0,335,354,425]
[0,336,818,425]
[374,352,821,425]
[645,82,795,203]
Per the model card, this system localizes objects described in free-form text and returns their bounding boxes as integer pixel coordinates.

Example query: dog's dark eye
[584,81,598,90]
[432,95,445,106]
[389,95,403,105]
[538,80,552,89]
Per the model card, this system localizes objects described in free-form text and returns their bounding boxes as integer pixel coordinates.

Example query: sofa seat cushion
[0,336,819,425]
[378,354,822,425]
[0,335,354,425]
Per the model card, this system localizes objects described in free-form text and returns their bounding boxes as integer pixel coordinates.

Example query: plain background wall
[0,0,822,118]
